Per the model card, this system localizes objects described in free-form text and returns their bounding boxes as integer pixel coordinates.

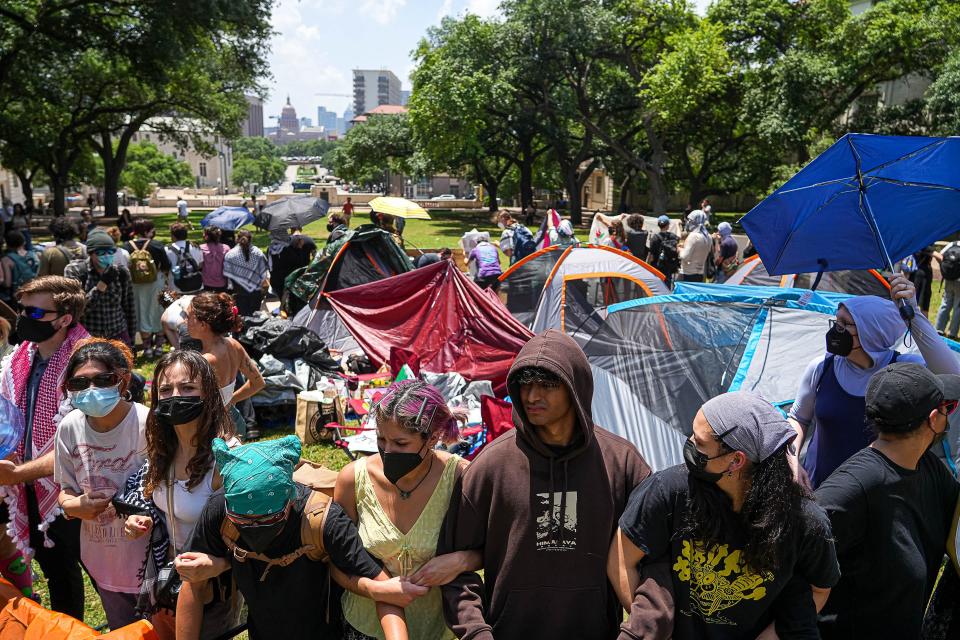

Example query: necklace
[397,455,434,500]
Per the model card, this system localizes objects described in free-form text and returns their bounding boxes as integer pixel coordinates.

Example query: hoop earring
[123,389,132,401]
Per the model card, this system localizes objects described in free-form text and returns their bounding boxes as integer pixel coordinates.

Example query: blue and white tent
[584,284,960,471]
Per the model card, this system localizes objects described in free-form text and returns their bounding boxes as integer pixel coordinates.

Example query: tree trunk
[563,166,583,226]
[486,181,499,213]
[102,166,120,218]
[14,170,33,209]
[51,175,67,217]
[518,134,534,209]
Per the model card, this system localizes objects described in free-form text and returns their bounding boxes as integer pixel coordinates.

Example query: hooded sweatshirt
[440,329,651,640]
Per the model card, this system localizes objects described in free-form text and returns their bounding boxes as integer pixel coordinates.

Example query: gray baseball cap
[701,391,796,463]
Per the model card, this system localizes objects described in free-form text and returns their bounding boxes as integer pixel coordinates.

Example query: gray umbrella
[257,195,331,235]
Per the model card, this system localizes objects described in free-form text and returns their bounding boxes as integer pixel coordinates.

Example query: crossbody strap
[167,465,178,557]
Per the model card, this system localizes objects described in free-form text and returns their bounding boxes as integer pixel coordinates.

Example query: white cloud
[466,0,500,17]
[360,0,408,25]
[437,0,454,20]
[265,0,352,119]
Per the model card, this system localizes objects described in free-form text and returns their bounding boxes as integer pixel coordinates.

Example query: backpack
[511,224,537,261]
[942,244,960,281]
[6,251,38,291]
[219,484,331,582]
[170,241,202,292]
[657,232,680,274]
[129,240,158,284]
[625,229,649,261]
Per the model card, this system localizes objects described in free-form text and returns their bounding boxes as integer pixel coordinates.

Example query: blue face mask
[96,253,115,269]
[71,386,122,417]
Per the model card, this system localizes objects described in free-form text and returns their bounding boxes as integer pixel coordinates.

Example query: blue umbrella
[200,206,254,231]
[741,133,960,278]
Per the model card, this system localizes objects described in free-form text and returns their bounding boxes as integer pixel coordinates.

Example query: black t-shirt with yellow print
[620,465,840,640]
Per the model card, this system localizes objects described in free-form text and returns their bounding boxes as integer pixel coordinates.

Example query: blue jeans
[936,279,960,337]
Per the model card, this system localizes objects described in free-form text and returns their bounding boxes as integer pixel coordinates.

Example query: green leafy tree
[120,142,192,200]
[333,115,418,189]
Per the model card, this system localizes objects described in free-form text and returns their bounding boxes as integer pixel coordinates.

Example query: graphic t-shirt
[619,465,840,640]
[814,448,959,639]
[469,242,502,278]
[53,403,149,593]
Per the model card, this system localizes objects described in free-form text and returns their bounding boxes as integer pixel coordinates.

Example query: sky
[264,0,712,125]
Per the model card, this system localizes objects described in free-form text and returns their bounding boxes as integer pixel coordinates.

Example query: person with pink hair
[335,380,482,640]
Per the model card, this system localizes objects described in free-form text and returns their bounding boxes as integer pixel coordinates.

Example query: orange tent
[0,579,157,639]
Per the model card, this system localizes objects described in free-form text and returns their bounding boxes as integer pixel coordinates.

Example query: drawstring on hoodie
[548,459,557,546]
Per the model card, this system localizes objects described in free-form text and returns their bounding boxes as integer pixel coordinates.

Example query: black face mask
[379,442,427,485]
[825,324,854,357]
[928,417,948,449]
[683,439,725,483]
[239,518,288,553]
[154,396,204,428]
[16,315,59,344]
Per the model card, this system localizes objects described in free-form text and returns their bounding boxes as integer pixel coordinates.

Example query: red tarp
[325,260,533,393]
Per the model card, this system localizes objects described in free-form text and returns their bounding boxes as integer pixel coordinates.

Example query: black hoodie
[440,329,651,640]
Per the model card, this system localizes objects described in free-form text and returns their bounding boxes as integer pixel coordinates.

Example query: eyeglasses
[65,372,122,392]
[225,502,290,527]
[20,306,58,320]
[939,400,959,416]
[829,318,858,336]
[686,438,731,466]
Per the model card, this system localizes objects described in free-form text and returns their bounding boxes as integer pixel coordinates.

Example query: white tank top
[153,466,219,551]
[220,381,235,405]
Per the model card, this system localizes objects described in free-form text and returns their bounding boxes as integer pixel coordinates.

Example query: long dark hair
[237,229,252,260]
[680,443,812,574]
[144,351,234,498]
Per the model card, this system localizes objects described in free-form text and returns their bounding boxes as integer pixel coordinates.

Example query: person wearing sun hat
[64,228,136,342]
[815,363,960,639]
[611,390,839,639]
[175,435,428,640]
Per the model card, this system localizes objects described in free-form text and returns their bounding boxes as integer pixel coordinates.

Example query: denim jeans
[936,279,960,337]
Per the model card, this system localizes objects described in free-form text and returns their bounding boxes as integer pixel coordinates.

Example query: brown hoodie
[440,329,651,640]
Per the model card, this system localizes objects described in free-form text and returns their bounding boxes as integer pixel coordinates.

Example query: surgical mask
[497,222,506,230]
[825,324,854,357]
[154,396,204,428]
[71,386,122,418]
[96,253,115,268]
[683,439,724,483]
[15,315,59,343]
[239,519,288,553]
[379,442,427,485]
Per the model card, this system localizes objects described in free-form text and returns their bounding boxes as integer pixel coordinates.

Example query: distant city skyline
[263,0,711,131]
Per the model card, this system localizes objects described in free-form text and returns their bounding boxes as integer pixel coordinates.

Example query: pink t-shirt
[201,242,229,288]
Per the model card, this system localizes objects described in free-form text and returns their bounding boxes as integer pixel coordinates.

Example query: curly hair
[64,338,133,389]
[190,292,242,335]
[144,350,234,497]
[48,217,78,241]
[680,442,812,575]
[373,379,465,443]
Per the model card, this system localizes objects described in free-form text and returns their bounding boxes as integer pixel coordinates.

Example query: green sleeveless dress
[341,455,459,640]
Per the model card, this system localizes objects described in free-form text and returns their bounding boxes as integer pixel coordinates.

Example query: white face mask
[498,222,506,230]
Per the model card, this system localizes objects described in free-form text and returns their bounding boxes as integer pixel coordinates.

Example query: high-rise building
[352,69,402,116]
[317,106,338,132]
[279,96,300,133]
[241,95,264,137]
[300,117,313,128]
[400,90,411,106]
[342,107,355,133]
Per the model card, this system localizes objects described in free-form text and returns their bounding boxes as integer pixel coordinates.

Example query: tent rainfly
[727,254,891,296]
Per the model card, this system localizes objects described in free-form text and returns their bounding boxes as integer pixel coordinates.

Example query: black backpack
[170,241,202,292]
[657,232,680,274]
[942,243,960,281]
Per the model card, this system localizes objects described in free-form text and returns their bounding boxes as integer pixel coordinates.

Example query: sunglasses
[686,438,731,466]
[65,372,122,392]
[939,400,959,416]
[225,502,290,527]
[20,306,58,320]
[93,249,116,258]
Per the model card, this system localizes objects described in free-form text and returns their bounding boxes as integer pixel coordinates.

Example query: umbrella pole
[858,183,915,322]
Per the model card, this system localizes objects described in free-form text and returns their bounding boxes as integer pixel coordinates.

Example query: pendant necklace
[397,455,434,500]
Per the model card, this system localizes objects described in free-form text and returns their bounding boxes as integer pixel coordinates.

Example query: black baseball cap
[865,363,960,431]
